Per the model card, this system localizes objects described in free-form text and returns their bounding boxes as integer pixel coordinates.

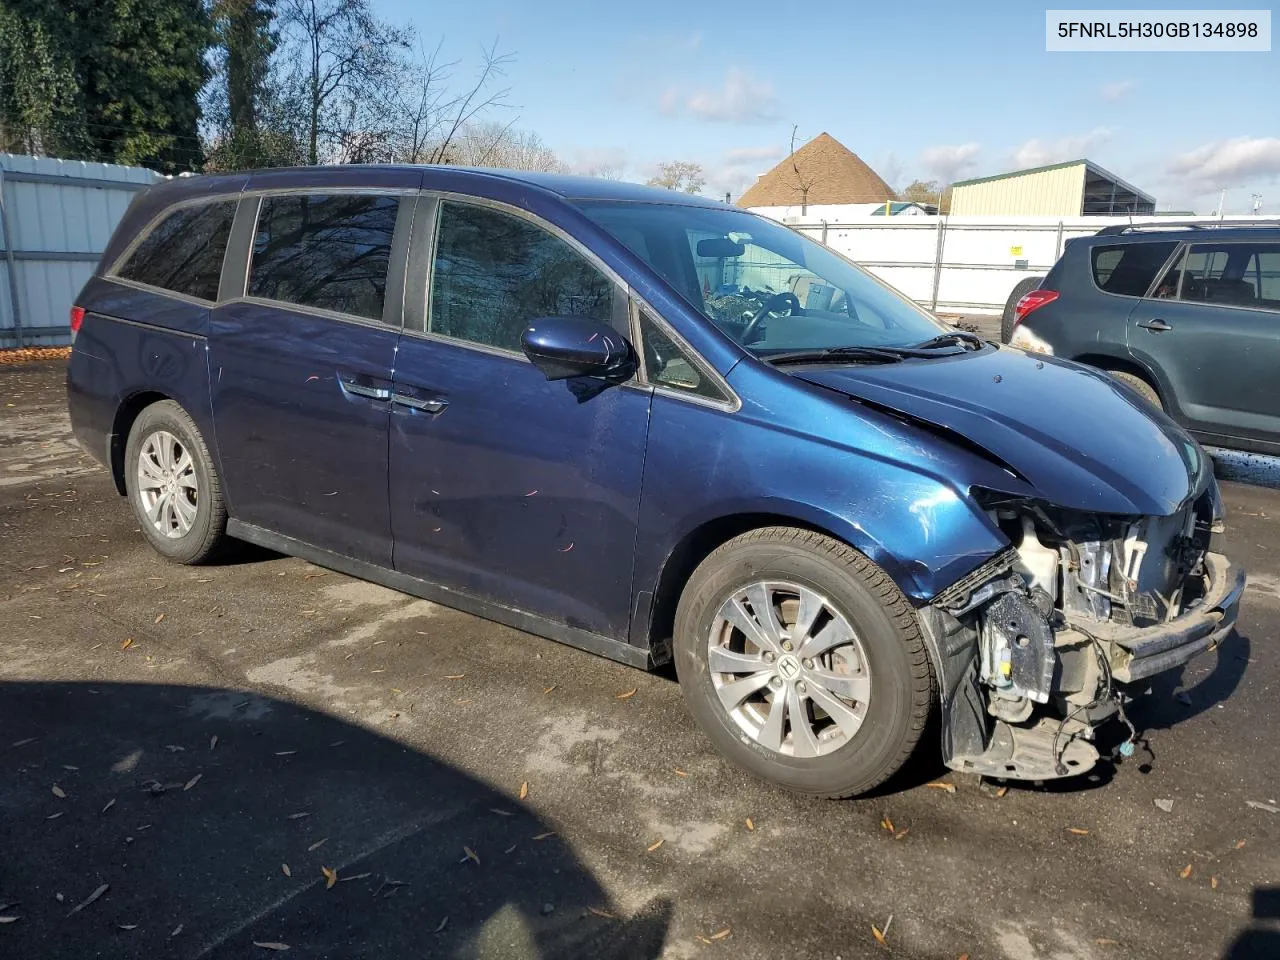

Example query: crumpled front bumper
[1097,553,1245,683]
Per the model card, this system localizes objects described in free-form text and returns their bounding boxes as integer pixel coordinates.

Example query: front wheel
[673,528,935,798]
[124,400,230,564]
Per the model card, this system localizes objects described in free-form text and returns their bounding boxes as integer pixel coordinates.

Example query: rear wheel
[1107,370,1163,410]
[1001,277,1043,343]
[673,527,934,798]
[124,400,230,564]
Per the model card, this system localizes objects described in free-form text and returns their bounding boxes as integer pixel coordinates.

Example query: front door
[1128,240,1280,447]
[209,189,414,564]
[389,197,651,640]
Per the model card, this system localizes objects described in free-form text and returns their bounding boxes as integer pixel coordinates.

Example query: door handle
[338,377,391,401]
[1138,319,1172,332]
[392,394,448,413]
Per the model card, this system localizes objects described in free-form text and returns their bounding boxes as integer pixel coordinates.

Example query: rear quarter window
[1089,241,1178,297]
[115,200,238,301]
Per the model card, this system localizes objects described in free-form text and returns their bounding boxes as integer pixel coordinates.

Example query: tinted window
[639,310,726,401]
[249,193,400,321]
[117,201,236,301]
[1162,243,1280,310]
[429,201,616,351]
[1090,242,1177,297]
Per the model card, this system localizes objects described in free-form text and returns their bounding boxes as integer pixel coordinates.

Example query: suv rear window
[1090,242,1178,297]
[116,200,237,301]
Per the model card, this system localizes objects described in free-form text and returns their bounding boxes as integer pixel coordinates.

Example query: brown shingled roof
[737,133,895,208]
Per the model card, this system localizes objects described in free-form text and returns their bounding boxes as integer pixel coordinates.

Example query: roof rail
[1094,219,1280,237]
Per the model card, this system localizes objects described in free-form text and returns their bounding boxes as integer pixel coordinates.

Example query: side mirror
[520,317,635,381]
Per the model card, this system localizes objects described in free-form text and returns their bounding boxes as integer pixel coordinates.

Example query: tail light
[1012,289,1059,329]
[69,305,85,343]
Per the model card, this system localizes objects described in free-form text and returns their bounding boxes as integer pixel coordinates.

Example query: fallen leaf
[647,838,664,852]
[46,812,64,820]
[615,687,638,700]
[51,784,66,799]
[490,808,513,817]
[543,685,556,694]
[1245,800,1280,814]
[308,838,328,851]
[101,799,115,814]
[170,925,183,938]
[894,829,910,841]
[881,815,895,832]
[154,613,165,624]
[11,738,38,747]
[304,572,328,580]
[118,924,137,931]
[322,866,338,889]
[1211,875,1220,889]
[286,812,310,820]
[710,927,731,940]
[745,818,755,831]
[872,924,887,946]
[433,916,448,933]
[443,674,465,680]
[120,638,133,650]
[1180,864,1193,880]
[252,943,290,952]
[1067,827,1089,836]
[463,846,480,865]
[1235,839,1246,849]
[927,782,956,793]
[184,774,202,791]
[281,864,291,877]
[503,844,517,854]
[995,786,1009,798]
[519,781,529,800]
[531,831,556,840]
[587,907,616,919]
[673,768,688,777]
[67,883,109,916]
[275,751,296,757]
[696,935,712,945]
[209,735,218,751]
[0,916,19,924]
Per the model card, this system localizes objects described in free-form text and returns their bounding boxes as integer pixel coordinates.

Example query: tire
[123,400,230,564]
[1107,370,1163,410]
[1001,277,1043,343]
[673,527,935,798]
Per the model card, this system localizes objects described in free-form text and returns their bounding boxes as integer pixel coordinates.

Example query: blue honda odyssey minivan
[67,166,1244,797]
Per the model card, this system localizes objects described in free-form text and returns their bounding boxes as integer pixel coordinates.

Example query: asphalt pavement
[2,359,1277,959]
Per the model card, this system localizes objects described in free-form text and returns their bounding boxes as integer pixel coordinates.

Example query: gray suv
[1008,222,1280,455]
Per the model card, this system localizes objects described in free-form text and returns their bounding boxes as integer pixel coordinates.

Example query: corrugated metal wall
[0,154,160,347]
[950,164,1087,217]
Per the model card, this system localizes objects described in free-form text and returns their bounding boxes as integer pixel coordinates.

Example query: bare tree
[276,0,411,164]
[647,160,705,193]
[788,124,822,214]
[442,120,564,171]
[388,39,513,164]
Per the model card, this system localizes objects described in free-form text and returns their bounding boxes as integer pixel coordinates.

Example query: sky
[373,0,1280,214]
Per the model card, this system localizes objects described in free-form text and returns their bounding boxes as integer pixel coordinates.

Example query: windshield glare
[575,201,947,354]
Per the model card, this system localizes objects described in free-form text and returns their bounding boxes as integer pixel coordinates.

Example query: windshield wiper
[763,346,907,366]
[909,330,986,350]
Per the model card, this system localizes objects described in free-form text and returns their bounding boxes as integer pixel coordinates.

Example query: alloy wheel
[136,430,198,539]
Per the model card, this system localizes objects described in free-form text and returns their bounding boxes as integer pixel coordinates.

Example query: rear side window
[1162,242,1280,310]
[116,200,236,301]
[1090,241,1177,297]
[429,201,616,352]
[249,193,400,322]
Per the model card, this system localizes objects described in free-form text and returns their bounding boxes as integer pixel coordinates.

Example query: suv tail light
[69,305,85,343]
[1012,289,1058,328]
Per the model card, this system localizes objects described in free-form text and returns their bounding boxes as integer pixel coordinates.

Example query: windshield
[575,201,946,355]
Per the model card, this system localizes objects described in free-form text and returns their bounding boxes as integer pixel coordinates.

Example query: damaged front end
[921,485,1245,781]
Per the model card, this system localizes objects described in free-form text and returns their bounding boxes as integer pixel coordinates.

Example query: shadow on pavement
[0,681,671,959]
[1222,886,1280,959]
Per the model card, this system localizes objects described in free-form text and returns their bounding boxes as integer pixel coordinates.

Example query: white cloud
[919,143,980,184]
[1099,79,1136,101]
[676,68,781,124]
[1168,137,1280,192]
[1012,127,1113,169]
[877,152,905,193]
[703,144,785,201]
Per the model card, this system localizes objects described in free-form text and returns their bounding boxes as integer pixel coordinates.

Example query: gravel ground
[1,360,1277,959]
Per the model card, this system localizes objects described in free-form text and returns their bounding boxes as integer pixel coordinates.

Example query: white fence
[782,213,1279,317]
[0,154,160,347]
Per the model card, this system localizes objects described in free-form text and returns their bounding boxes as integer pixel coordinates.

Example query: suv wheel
[1108,370,1163,410]
[1001,277,1043,343]
[673,527,934,798]
[124,400,230,564]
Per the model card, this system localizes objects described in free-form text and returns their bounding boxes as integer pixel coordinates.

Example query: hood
[792,345,1207,516]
